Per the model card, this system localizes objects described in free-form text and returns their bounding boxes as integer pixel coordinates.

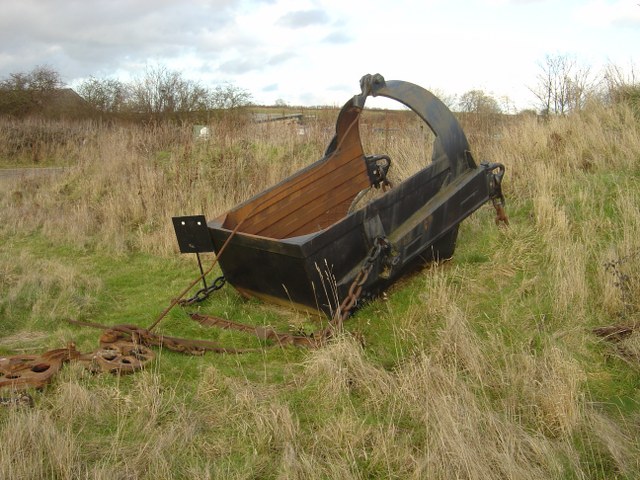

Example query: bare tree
[530,54,593,115]
[458,89,501,114]
[77,76,130,113]
[602,61,639,107]
[498,95,516,115]
[129,64,210,119]
[0,65,64,115]
[78,66,252,120]
[210,82,252,109]
[25,65,64,92]
[430,88,457,110]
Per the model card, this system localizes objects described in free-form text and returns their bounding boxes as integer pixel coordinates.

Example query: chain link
[178,275,226,306]
[492,197,510,226]
[483,162,509,227]
[331,237,391,330]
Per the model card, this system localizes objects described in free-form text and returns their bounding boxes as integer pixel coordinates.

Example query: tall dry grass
[1,114,335,254]
[0,109,445,255]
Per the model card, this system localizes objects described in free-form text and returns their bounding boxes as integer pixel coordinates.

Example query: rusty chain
[482,162,509,227]
[190,313,321,348]
[189,236,392,347]
[492,197,510,226]
[322,236,391,338]
[70,320,259,355]
[0,229,395,395]
[178,275,226,306]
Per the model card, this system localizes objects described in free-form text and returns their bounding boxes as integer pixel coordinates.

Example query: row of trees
[450,55,638,116]
[0,65,252,120]
[78,65,252,115]
[0,56,637,119]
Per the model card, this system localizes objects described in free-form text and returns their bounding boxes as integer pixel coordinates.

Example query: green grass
[1,210,638,478]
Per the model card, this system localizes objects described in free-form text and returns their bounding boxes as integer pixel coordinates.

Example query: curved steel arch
[330,73,474,179]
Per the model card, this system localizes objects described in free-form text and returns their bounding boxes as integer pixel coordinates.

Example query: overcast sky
[0,0,638,110]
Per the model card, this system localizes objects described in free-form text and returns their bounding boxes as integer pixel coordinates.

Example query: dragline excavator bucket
[173,73,507,317]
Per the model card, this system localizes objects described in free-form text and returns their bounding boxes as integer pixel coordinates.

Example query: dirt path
[0,167,67,180]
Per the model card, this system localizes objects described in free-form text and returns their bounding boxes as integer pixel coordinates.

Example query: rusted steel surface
[0,340,154,391]
[190,313,322,348]
[0,344,80,390]
[207,73,508,316]
[81,341,155,374]
[594,323,639,366]
[68,319,259,354]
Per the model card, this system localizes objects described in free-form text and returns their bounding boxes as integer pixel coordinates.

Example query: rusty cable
[147,208,253,332]
[68,319,260,355]
[187,237,389,347]
[190,313,322,348]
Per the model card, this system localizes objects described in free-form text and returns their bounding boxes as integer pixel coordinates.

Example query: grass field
[1,102,639,479]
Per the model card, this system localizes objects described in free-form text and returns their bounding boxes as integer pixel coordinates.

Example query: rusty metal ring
[0,355,58,389]
[0,345,79,390]
[93,342,154,374]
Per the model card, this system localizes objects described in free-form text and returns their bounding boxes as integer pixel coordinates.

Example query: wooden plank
[225,139,363,230]
[256,166,370,238]
[225,152,365,234]
[223,107,365,232]
[246,153,368,236]
[276,186,366,238]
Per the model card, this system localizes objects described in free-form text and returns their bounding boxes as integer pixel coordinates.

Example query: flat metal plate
[172,215,215,253]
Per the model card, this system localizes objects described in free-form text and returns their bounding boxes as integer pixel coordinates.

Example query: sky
[0,0,638,111]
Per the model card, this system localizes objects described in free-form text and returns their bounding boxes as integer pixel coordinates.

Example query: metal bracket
[172,215,216,299]
[364,154,392,189]
[363,214,386,247]
[481,162,509,226]
[361,217,398,280]
[481,162,506,201]
[353,73,386,108]
[172,215,215,253]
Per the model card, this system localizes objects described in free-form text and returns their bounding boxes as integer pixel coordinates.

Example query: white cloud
[0,0,638,109]
[574,0,640,28]
[276,9,331,28]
